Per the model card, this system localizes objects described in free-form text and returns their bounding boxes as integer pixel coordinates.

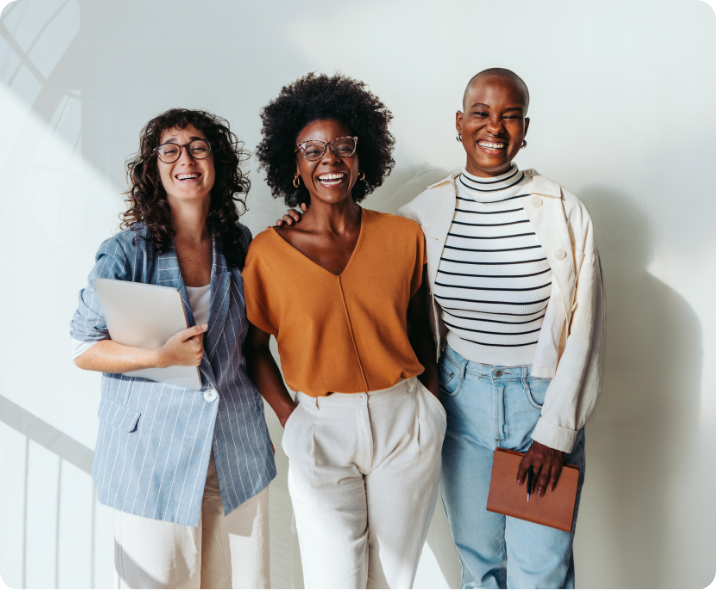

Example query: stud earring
[293,176,300,188]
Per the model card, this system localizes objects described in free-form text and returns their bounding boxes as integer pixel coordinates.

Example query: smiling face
[157,124,215,206]
[456,75,530,177]
[295,118,359,206]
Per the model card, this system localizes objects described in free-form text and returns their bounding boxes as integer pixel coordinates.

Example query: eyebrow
[470,103,524,112]
[163,136,205,144]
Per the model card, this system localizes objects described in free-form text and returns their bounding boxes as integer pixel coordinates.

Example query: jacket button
[530,196,543,208]
[554,249,567,261]
[204,389,218,402]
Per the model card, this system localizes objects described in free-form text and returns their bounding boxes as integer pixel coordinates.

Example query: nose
[320,143,340,165]
[486,116,505,136]
[176,145,197,164]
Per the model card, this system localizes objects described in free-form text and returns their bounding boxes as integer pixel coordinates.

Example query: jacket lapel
[204,236,231,369]
[520,171,575,322]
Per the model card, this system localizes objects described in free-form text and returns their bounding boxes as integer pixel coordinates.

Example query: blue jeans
[439,345,585,589]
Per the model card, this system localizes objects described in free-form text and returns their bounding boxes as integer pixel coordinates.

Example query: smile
[316,173,346,187]
[478,140,506,150]
[176,172,202,181]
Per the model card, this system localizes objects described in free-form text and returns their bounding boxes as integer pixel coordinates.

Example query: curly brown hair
[256,73,395,207]
[122,109,251,268]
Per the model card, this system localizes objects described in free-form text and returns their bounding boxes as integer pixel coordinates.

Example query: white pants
[283,377,446,589]
[114,454,270,589]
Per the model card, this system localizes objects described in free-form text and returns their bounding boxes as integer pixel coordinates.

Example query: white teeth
[318,173,345,181]
[479,141,505,149]
[177,173,199,180]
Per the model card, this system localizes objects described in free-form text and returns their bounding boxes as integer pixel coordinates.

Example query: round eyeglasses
[154,139,212,164]
[295,136,358,162]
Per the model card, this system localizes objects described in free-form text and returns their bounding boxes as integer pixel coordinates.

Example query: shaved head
[463,68,530,111]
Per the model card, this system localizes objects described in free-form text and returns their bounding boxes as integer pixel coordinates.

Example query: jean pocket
[438,360,464,398]
[524,376,550,409]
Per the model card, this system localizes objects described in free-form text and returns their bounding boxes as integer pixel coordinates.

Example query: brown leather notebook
[486,448,579,533]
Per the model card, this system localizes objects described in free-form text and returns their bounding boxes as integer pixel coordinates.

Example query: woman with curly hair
[243,73,447,589]
[70,109,275,589]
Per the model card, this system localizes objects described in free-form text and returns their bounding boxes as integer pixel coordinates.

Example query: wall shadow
[576,187,703,588]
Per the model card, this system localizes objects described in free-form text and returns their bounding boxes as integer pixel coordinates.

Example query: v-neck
[270,207,365,277]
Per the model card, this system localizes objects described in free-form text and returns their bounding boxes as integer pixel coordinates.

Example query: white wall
[1,0,715,587]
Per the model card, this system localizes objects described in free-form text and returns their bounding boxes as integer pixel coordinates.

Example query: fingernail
[539,490,544,497]
[516,479,522,485]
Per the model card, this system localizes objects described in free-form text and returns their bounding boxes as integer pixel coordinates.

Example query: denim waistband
[441,345,537,381]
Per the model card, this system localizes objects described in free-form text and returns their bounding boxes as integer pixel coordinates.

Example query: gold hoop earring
[293,176,300,188]
[358,171,365,181]
[456,133,462,142]
[521,139,528,149]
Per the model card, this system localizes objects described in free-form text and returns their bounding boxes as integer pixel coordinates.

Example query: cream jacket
[397,169,605,453]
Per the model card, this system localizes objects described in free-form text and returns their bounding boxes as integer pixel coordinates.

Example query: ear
[524,117,530,137]
[456,110,464,133]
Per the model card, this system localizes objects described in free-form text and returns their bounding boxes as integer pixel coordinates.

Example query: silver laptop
[93,278,202,390]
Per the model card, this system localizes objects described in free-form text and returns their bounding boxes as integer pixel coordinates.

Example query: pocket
[281,403,303,456]
[438,359,463,397]
[419,380,446,423]
[524,376,551,409]
[98,397,141,433]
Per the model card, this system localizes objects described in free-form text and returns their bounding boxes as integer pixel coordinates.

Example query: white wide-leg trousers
[114,454,270,589]
[283,377,446,589]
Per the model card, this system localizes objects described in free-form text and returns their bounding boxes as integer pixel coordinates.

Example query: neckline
[270,207,366,278]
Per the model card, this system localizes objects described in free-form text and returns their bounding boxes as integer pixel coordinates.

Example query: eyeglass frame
[294,136,359,162]
[153,139,213,164]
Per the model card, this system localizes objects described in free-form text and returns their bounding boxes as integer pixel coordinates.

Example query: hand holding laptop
[155,323,208,368]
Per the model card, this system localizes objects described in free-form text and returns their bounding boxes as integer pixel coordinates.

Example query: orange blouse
[243,208,426,397]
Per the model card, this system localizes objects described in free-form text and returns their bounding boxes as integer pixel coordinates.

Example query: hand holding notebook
[487,448,580,532]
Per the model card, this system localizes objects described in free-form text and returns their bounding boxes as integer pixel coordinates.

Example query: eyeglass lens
[157,139,211,163]
[301,137,356,162]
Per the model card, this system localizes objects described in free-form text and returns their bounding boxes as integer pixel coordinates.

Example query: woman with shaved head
[396,68,604,588]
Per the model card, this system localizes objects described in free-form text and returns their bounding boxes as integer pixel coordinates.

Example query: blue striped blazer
[70,223,276,526]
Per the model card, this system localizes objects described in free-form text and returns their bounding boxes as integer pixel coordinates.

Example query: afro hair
[256,72,395,207]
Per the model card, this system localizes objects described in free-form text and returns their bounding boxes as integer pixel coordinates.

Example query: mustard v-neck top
[243,208,426,397]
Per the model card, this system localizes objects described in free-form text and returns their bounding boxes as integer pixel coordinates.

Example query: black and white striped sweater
[434,164,551,366]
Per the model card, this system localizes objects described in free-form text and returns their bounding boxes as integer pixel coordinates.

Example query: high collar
[457,164,528,203]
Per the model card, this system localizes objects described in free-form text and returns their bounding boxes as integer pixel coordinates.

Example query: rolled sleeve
[69,236,131,344]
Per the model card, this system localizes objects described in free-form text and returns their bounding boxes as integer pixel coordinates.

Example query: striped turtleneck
[434,164,552,367]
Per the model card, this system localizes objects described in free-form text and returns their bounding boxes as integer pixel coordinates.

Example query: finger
[516,455,532,485]
[288,210,301,221]
[548,462,563,492]
[536,463,551,496]
[281,214,295,225]
[300,203,308,211]
[181,324,208,341]
[274,220,283,227]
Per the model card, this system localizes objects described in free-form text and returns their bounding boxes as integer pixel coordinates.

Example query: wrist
[151,348,167,369]
[278,401,297,427]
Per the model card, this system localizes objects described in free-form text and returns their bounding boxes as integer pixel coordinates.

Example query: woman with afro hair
[243,73,447,588]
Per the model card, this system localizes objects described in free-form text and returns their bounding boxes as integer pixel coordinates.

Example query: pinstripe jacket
[70,223,276,526]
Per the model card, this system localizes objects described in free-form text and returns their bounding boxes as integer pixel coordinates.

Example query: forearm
[247,342,296,427]
[74,340,160,373]
[410,330,440,397]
